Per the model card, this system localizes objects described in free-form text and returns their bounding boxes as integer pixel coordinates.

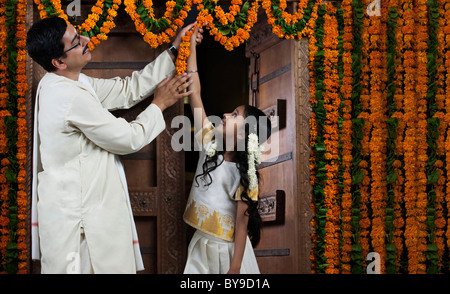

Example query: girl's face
[215,105,246,151]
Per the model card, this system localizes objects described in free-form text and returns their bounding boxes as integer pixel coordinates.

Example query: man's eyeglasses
[63,31,81,54]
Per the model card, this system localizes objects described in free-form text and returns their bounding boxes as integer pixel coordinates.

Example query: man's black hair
[26,17,67,72]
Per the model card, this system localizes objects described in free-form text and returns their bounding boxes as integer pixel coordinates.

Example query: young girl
[182,27,272,274]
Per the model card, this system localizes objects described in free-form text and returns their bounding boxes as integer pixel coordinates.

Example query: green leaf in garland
[241,1,250,13]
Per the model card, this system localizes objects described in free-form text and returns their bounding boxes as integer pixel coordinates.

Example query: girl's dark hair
[194,105,272,247]
[26,17,67,72]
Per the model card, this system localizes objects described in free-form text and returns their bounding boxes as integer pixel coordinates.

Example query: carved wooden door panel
[246,13,312,274]
[113,97,185,274]
[28,3,185,273]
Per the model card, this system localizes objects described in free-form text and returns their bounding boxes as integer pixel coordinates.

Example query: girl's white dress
[183,125,260,274]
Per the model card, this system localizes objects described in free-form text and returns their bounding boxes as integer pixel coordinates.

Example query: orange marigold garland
[422,0,442,274]
[322,3,340,274]
[0,0,8,274]
[368,0,388,274]
[392,0,408,273]
[0,0,13,274]
[15,0,28,273]
[34,0,121,51]
[347,0,365,274]
[124,0,192,48]
[262,0,320,39]
[401,0,420,274]
[413,0,429,274]
[308,49,318,273]
[0,0,28,273]
[339,0,353,274]
[175,27,194,75]
[194,0,260,51]
[385,0,404,274]
[434,0,448,272]
[309,3,327,273]
[34,0,68,21]
[358,0,372,268]
[441,0,450,273]
[0,103,9,273]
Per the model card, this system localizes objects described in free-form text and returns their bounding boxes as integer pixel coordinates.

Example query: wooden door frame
[293,36,314,274]
[245,12,313,273]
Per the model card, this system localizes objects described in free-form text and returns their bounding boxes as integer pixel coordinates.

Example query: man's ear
[51,58,67,70]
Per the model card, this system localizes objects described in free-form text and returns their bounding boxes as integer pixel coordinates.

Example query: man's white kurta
[31,51,175,274]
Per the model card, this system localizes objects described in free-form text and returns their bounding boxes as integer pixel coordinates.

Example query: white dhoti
[183,230,260,274]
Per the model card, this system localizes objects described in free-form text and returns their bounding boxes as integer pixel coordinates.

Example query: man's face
[59,24,91,71]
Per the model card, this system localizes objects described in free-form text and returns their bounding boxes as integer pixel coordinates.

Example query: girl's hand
[173,22,204,49]
[193,25,204,45]
[190,26,200,51]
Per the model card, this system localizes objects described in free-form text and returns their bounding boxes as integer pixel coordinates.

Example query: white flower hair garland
[206,133,264,191]
[247,133,264,191]
[206,141,217,158]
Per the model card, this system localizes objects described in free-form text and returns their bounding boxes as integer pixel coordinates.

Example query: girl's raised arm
[187,26,209,132]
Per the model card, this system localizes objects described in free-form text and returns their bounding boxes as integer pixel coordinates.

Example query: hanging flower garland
[308,2,327,274]
[385,0,402,274]
[347,0,365,274]
[34,0,121,51]
[0,0,9,275]
[124,0,192,75]
[339,0,353,274]
[392,0,407,272]
[321,2,340,274]
[414,0,429,275]
[1,0,15,274]
[15,0,28,274]
[307,1,320,272]
[434,0,448,272]
[0,2,8,151]
[194,0,260,51]
[367,0,388,274]
[124,0,192,48]
[401,0,420,274]
[34,0,68,21]
[175,27,194,75]
[32,0,325,53]
[357,0,373,269]
[444,0,450,273]
[0,0,28,274]
[262,0,320,39]
[422,0,441,274]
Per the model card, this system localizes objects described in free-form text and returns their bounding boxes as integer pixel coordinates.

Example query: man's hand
[172,22,204,50]
[152,73,193,112]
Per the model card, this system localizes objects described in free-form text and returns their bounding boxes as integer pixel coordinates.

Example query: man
[26,17,202,274]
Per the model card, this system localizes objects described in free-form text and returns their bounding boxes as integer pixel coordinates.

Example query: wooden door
[246,11,313,274]
[27,1,185,273]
